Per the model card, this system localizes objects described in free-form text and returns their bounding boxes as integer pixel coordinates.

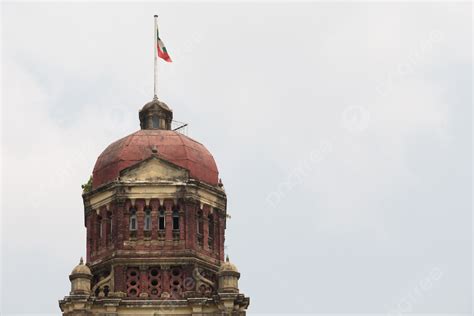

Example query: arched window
[208,214,214,249]
[129,208,137,231]
[158,207,165,230]
[197,210,203,235]
[107,211,113,244]
[152,115,160,128]
[144,208,152,231]
[172,209,180,230]
[197,209,204,247]
[208,214,214,239]
[98,215,103,238]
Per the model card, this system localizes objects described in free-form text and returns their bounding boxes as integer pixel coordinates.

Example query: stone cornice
[89,254,221,272]
[84,180,227,217]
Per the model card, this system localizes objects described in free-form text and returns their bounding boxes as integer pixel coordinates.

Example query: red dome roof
[92,130,219,189]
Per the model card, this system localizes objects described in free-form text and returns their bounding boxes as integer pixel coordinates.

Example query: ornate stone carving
[92,269,114,298]
[193,267,215,296]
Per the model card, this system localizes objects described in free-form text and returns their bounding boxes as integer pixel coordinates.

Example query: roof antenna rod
[172,120,188,135]
[153,15,158,100]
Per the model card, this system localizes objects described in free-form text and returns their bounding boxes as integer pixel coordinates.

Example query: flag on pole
[157,24,172,62]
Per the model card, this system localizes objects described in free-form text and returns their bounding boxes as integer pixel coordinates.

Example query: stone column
[139,266,149,298]
[164,200,173,242]
[179,208,185,243]
[136,200,145,240]
[151,199,159,240]
[161,265,171,297]
[147,114,153,129]
[123,200,131,241]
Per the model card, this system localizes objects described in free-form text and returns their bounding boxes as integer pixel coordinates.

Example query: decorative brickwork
[148,267,163,298]
[86,198,225,265]
[126,267,140,297]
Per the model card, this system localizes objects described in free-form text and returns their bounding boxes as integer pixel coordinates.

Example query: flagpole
[153,15,158,100]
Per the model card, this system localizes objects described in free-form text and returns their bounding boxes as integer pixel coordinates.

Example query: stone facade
[59,99,250,315]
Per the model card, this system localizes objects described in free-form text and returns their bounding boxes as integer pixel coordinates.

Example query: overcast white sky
[1,2,472,315]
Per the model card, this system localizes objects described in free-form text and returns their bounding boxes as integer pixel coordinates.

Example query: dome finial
[226,255,230,262]
[79,257,84,265]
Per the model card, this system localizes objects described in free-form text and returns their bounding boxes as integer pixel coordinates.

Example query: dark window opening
[197,210,203,235]
[152,115,160,128]
[197,209,203,247]
[172,209,180,230]
[208,214,214,249]
[129,208,137,231]
[144,208,152,231]
[97,215,103,239]
[107,211,113,244]
[208,214,214,239]
[158,208,165,230]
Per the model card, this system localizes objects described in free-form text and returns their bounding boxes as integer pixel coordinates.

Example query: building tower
[59,98,250,315]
